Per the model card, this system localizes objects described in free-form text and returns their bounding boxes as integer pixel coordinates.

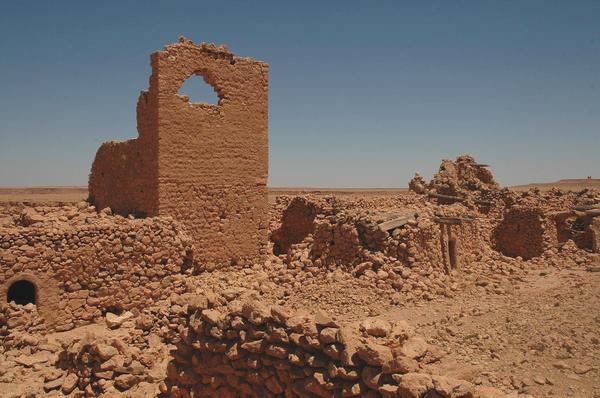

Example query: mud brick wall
[90,37,269,266]
[591,218,600,253]
[493,206,555,260]
[165,300,513,398]
[0,205,193,331]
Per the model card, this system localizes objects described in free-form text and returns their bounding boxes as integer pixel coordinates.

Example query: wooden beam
[434,218,462,225]
[448,236,459,269]
[427,192,465,202]
[572,204,598,211]
[433,215,476,225]
[427,191,492,206]
[586,209,600,217]
[377,213,418,231]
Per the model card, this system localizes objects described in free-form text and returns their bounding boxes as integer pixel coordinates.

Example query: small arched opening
[7,280,37,306]
[177,71,222,105]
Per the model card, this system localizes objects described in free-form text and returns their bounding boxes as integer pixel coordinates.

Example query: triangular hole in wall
[178,74,220,105]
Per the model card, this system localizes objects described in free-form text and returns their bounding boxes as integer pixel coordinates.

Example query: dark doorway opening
[7,280,36,305]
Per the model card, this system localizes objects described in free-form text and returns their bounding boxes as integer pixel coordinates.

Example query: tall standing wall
[90,38,269,267]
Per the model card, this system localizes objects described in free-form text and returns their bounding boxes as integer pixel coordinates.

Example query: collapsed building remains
[2,152,599,397]
[269,156,600,291]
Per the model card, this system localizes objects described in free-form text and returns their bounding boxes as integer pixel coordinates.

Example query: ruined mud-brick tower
[90,37,269,266]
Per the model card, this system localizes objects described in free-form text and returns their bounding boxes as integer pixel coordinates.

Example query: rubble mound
[165,299,516,398]
[56,333,154,395]
[0,302,46,350]
[410,155,499,205]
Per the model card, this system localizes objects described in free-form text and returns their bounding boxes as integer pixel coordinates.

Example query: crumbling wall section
[311,215,363,266]
[271,196,494,274]
[90,85,159,218]
[493,206,549,260]
[89,139,154,218]
[90,38,269,266]
[271,197,320,256]
[552,211,597,251]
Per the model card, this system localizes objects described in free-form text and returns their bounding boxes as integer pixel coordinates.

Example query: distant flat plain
[0,179,598,204]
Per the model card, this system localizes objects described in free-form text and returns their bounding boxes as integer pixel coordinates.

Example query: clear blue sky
[0,1,598,187]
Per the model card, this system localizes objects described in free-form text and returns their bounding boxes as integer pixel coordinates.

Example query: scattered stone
[106,311,134,329]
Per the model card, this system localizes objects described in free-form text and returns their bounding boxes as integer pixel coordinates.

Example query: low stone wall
[0,203,193,331]
[165,299,516,398]
[311,214,363,266]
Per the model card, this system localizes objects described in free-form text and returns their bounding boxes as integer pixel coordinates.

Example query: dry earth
[387,266,600,398]
[2,179,599,204]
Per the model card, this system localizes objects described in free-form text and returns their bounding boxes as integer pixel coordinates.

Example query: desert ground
[2,178,599,204]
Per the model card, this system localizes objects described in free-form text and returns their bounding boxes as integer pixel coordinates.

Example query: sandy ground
[386,266,600,397]
[510,179,600,192]
[0,187,89,204]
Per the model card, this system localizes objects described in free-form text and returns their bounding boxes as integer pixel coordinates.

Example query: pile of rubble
[0,302,46,350]
[410,155,498,199]
[53,333,155,396]
[0,303,173,397]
